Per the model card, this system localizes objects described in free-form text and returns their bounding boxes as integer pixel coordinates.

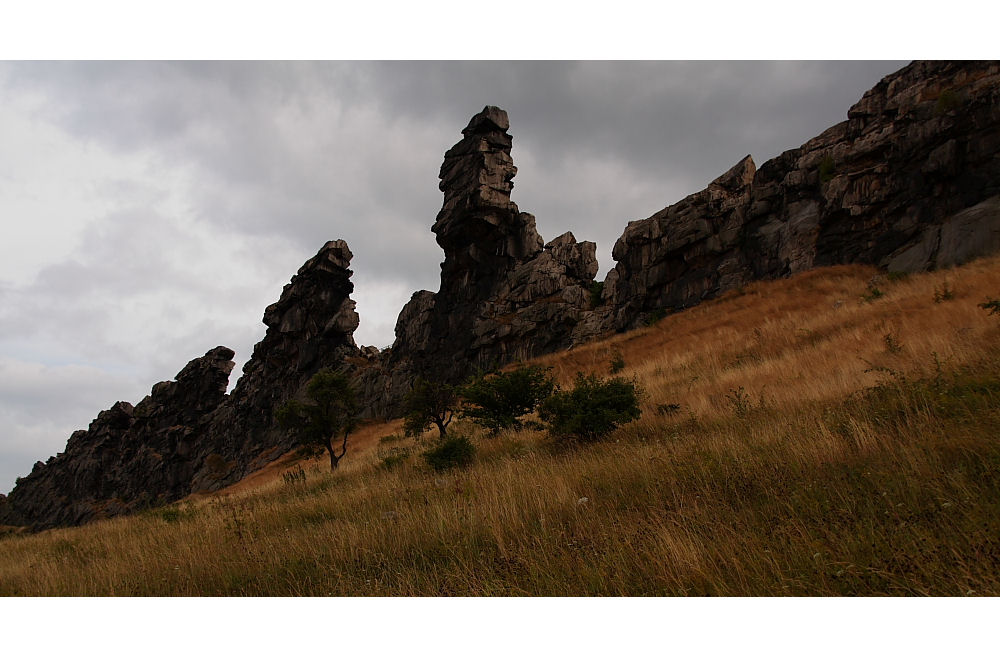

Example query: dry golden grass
[2,256,1000,596]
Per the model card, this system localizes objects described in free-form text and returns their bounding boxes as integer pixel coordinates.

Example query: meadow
[2,256,999,596]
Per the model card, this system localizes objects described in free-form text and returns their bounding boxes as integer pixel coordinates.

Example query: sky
[0,60,911,494]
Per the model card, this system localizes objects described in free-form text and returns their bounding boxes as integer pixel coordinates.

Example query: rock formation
[203,239,360,482]
[362,106,602,415]
[0,347,236,528]
[5,61,1000,530]
[0,240,360,529]
[606,60,1000,329]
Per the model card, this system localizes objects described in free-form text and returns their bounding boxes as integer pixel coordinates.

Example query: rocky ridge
[0,241,360,529]
[4,61,1000,529]
[605,60,1000,329]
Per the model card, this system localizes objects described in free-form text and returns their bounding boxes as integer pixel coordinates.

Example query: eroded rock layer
[0,347,236,528]
[0,241,360,529]
[607,60,1000,329]
[362,107,601,414]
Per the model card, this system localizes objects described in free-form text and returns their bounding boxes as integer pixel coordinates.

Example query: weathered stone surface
[362,107,603,413]
[0,348,235,529]
[607,155,756,329]
[607,60,1000,330]
[0,241,361,529]
[195,239,360,488]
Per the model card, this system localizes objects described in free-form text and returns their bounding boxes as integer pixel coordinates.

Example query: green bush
[538,373,642,442]
[281,465,307,486]
[645,309,667,326]
[934,282,955,303]
[461,365,556,433]
[861,279,884,303]
[378,446,412,471]
[935,89,963,115]
[422,435,476,472]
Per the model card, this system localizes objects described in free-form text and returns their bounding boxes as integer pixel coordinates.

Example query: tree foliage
[538,373,642,441]
[276,369,359,471]
[403,377,458,438]
[460,365,555,433]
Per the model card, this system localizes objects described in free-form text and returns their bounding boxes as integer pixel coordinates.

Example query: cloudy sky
[0,60,911,493]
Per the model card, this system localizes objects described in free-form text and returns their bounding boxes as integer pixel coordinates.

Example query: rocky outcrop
[7,62,1000,530]
[607,60,1000,330]
[202,239,360,483]
[604,155,756,330]
[0,241,361,529]
[363,107,602,414]
[0,347,235,529]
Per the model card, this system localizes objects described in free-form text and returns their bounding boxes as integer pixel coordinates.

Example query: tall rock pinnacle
[433,106,544,292]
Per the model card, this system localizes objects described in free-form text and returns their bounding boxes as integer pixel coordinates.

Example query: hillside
[3,60,999,531]
[2,256,999,595]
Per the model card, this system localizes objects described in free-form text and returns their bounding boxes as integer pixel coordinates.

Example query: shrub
[935,89,963,115]
[403,377,458,438]
[609,349,625,374]
[656,403,682,416]
[538,373,642,442]
[861,278,884,303]
[378,446,411,471]
[461,365,556,433]
[934,282,955,303]
[422,435,476,472]
[887,270,909,283]
[645,309,667,326]
[725,386,753,418]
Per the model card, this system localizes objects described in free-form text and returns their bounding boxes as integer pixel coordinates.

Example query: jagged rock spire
[433,105,543,274]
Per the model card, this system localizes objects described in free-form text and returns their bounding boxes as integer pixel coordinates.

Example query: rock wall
[0,347,236,528]
[607,60,1000,330]
[360,106,602,416]
[0,240,360,529]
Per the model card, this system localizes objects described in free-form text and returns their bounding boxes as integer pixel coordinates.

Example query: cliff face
[5,61,1000,530]
[203,240,360,482]
[607,60,1000,330]
[361,106,601,416]
[0,241,360,530]
[0,347,236,528]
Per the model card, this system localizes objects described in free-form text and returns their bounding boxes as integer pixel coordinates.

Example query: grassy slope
[2,258,1000,596]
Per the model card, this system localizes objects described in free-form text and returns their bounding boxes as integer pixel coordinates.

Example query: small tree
[276,369,359,472]
[403,377,458,438]
[461,364,555,433]
[538,373,642,442]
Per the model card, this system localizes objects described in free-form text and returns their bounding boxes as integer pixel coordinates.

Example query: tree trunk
[325,431,349,472]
